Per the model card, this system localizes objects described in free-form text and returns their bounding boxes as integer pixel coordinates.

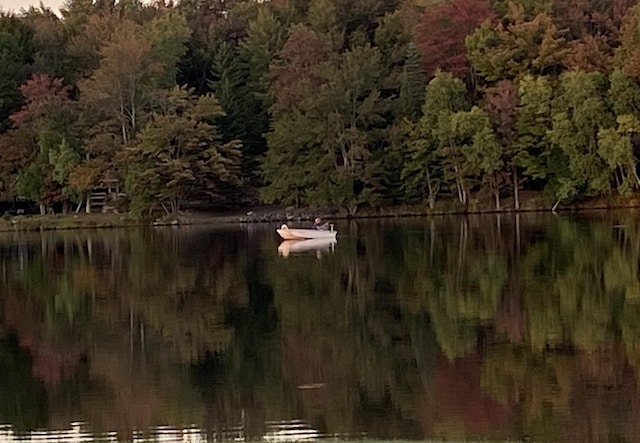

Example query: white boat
[276,224,337,240]
[278,238,337,257]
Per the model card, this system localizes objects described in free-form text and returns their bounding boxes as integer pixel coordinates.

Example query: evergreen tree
[0,13,34,131]
[397,42,426,120]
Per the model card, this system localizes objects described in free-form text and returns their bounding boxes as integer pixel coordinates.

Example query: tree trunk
[453,161,467,206]
[494,172,500,210]
[615,166,622,188]
[458,178,467,205]
[120,100,128,144]
[39,203,45,215]
[515,213,521,256]
[86,195,91,213]
[513,165,520,210]
[130,91,137,136]
[454,174,464,204]
[426,168,435,210]
[457,218,468,278]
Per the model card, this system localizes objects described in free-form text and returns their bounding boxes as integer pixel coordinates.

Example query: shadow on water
[2,213,640,442]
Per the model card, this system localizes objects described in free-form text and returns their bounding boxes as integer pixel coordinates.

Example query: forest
[1,0,640,215]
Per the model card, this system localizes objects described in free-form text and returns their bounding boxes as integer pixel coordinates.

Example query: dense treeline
[2,0,640,214]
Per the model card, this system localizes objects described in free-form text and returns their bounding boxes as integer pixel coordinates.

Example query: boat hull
[276,224,337,240]
[278,238,337,257]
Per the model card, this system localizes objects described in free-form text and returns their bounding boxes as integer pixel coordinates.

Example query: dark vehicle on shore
[0,197,39,215]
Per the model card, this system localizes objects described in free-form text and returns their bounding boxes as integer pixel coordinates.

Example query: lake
[1,212,640,442]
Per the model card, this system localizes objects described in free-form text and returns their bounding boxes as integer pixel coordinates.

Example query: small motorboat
[278,238,337,257]
[276,224,337,240]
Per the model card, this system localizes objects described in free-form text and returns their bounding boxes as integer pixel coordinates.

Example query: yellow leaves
[616,113,640,133]
[616,5,640,77]
[191,93,225,121]
[467,10,569,82]
[67,162,100,193]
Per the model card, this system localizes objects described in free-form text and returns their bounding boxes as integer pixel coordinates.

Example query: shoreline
[1,193,640,232]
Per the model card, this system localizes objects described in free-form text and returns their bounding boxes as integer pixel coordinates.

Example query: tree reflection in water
[1,215,640,442]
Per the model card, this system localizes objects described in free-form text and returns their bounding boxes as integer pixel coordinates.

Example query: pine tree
[397,42,426,120]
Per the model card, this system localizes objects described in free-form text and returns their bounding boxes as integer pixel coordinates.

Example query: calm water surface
[1,212,640,442]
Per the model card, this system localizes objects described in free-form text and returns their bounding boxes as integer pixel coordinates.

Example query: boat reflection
[277,238,337,258]
[0,423,207,443]
[264,420,322,442]
[0,421,327,443]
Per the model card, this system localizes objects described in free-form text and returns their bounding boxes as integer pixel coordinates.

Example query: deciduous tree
[466,7,569,83]
[547,70,613,204]
[79,19,161,145]
[483,80,520,208]
[403,71,470,206]
[125,86,242,214]
[450,106,503,209]
[414,0,496,80]
[8,74,77,213]
[514,74,553,191]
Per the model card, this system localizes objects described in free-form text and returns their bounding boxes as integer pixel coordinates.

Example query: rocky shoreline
[237,207,339,223]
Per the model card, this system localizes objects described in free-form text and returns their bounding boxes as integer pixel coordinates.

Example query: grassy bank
[0,210,254,232]
[0,213,143,232]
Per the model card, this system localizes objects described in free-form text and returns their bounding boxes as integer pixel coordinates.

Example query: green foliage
[489,0,553,19]
[22,7,68,79]
[452,106,502,174]
[609,69,640,117]
[49,138,81,197]
[614,4,640,79]
[79,18,159,144]
[547,71,614,199]
[307,0,343,48]
[210,41,266,189]
[241,6,288,101]
[466,11,569,83]
[374,9,415,83]
[17,155,45,203]
[514,74,553,182]
[401,119,442,207]
[0,13,34,131]
[264,40,390,213]
[397,43,426,120]
[143,10,191,87]
[0,0,639,213]
[597,116,640,194]
[125,86,242,214]
[418,72,472,205]
[261,110,320,207]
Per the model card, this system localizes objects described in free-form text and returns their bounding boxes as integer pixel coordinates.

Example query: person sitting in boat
[313,217,330,231]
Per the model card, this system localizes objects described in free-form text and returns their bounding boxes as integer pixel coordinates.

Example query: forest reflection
[1,214,640,442]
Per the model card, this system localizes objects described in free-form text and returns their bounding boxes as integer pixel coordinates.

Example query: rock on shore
[238,206,338,223]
